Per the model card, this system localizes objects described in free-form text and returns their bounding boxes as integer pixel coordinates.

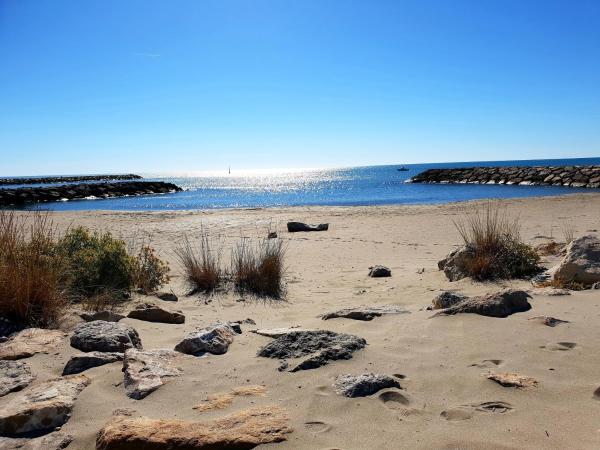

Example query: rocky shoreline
[0,181,182,207]
[0,174,142,186]
[409,165,600,188]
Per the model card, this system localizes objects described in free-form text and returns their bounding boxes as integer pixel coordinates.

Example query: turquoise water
[16,157,600,211]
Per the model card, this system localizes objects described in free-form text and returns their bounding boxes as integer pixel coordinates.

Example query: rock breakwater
[409,166,600,188]
[0,181,182,207]
[0,174,142,186]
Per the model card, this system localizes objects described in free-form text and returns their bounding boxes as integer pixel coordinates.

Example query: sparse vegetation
[133,245,170,293]
[561,219,575,245]
[453,203,540,280]
[0,212,173,325]
[175,231,222,294]
[0,211,68,327]
[232,237,285,298]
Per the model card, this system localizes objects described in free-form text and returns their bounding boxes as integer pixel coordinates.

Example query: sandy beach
[9,193,600,449]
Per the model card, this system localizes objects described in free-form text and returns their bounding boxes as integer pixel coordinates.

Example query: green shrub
[59,226,135,298]
[133,245,170,293]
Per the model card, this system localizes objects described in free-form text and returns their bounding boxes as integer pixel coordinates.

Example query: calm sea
[11,157,600,211]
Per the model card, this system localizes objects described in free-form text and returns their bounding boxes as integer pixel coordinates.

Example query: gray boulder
[287,222,329,232]
[0,361,35,397]
[257,330,366,372]
[127,303,185,324]
[431,289,531,318]
[334,373,401,397]
[0,432,73,449]
[62,351,123,375]
[0,374,90,435]
[174,323,236,355]
[71,321,142,353]
[368,265,391,277]
[123,349,183,400]
[549,235,600,285]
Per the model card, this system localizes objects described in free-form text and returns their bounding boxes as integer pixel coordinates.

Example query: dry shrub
[133,245,170,293]
[232,237,285,298]
[454,203,540,280]
[175,230,222,294]
[0,211,68,327]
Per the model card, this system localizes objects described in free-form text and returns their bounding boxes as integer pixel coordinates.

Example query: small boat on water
[397,166,409,171]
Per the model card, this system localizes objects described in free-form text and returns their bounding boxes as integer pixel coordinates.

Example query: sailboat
[228,166,231,175]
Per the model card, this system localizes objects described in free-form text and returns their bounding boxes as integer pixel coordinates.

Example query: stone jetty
[0,181,182,207]
[409,165,600,188]
[0,174,142,186]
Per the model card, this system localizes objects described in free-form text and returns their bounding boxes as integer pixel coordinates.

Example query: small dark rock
[368,265,391,278]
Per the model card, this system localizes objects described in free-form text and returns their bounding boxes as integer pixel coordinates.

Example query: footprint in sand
[315,385,331,397]
[378,391,410,409]
[469,359,503,369]
[304,421,332,433]
[541,342,577,351]
[441,401,513,421]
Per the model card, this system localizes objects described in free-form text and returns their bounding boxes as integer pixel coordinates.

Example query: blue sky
[1,0,599,176]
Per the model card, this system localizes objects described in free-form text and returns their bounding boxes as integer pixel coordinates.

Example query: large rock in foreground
[0,432,73,449]
[96,405,292,450]
[334,373,401,397]
[0,329,65,360]
[0,361,35,397]
[127,303,185,324]
[174,323,236,355]
[123,349,183,399]
[62,352,124,375]
[431,289,531,318]
[549,235,600,285]
[257,330,366,372]
[321,305,408,321]
[0,374,90,436]
[71,321,142,353]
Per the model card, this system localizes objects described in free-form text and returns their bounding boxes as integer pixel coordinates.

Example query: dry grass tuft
[193,385,267,412]
[453,203,540,280]
[231,237,285,298]
[174,229,222,294]
[0,211,68,327]
[560,219,575,245]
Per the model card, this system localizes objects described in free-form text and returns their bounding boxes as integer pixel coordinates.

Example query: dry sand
[16,193,600,449]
